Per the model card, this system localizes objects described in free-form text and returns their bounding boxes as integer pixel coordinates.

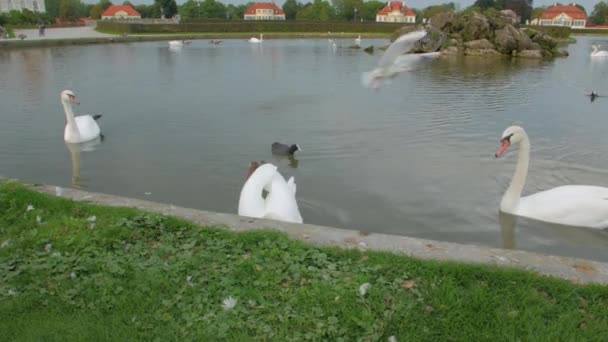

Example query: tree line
[1,0,608,26]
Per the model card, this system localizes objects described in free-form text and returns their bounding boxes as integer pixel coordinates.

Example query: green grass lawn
[1,180,607,340]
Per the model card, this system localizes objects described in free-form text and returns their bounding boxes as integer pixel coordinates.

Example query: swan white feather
[362,29,429,89]
[495,125,608,229]
[591,44,608,57]
[61,90,102,144]
[249,34,263,43]
[238,163,303,224]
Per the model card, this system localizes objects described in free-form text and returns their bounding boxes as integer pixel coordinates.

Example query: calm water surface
[2,36,608,261]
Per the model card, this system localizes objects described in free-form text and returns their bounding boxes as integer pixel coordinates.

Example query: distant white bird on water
[355,35,361,47]
[591,44,608,57]
[361,29,430,90]
[249,34,263,43]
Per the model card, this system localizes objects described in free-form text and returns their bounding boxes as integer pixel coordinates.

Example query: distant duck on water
[272,142,301,156]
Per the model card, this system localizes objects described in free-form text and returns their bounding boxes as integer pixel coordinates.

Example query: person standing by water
[37,18,45,37]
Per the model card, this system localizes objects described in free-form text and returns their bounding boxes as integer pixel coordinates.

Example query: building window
[33,0,38,11]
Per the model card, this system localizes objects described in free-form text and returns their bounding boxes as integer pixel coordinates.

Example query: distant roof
[377,1,415,16]
[539,3,586,20]
[244,2,285,15]
[101,5,141,17]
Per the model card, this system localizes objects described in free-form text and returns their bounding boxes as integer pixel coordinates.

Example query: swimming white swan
[61,90,102,144]
[591,44,608,57]
[168,40,183,47]
[495,125,608,229]
[238,162,303,224]
[249,34,263,43]
[355,35,361,47]
[362,29,428,90]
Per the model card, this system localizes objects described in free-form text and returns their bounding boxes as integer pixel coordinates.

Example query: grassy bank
[1,181,607,340]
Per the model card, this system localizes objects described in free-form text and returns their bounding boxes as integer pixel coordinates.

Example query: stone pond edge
[6,179,608,285]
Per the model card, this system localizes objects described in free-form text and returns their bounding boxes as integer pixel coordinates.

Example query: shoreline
[7,178,608,284]
[0,32,389,49]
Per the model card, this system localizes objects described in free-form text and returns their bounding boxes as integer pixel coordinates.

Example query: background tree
[123,0,134,7]
[200,0,226,18]
[503,0,533,23]
[530,6,545,20]
[282,0,300,20]
[59,0,80,21]
[418,2,455,22]
[179,0,200,18]
[331,0,363,20]
[45,0,60,19]
[590,1,608,25]
[226,2,250,19]
[296,0,335,20]
[359,0,384,21]
[157,0,178,18]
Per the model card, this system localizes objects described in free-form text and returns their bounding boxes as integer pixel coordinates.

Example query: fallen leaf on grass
[424,305,434,313]
[580,322,588,330]
[401,280,416,289]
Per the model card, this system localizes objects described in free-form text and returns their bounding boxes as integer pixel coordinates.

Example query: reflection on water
[66,137,102,189]
[1,36,608,262]
[499,211,517,249]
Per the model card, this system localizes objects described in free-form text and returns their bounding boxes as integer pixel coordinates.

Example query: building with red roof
[243,2,285,21]
[530,3,586,28]
[101,5,141,20]
[376,1,415,23]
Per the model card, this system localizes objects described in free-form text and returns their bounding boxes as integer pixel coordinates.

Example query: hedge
[97,20,409,34]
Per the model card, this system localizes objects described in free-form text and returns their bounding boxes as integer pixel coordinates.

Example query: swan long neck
[592,45,598,53]
[501,134,530,212]
[62,98,79,135]
[238,164,277,216]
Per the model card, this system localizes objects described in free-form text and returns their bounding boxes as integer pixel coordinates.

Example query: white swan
[61,90,102,144]
[355,35,361,47]
[238,162,303,224]
[495,125,608,229]
[249,34,263,43]
[591,44,608,57]
[168,40,183,47]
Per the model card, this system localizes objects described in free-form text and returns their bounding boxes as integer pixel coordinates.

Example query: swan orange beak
[70,96,80,105]
[495,139,510,158]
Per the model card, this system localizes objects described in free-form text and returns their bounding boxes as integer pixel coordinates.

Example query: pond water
[2,36,608,261]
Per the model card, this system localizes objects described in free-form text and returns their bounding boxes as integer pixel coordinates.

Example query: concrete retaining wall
[18,182,608,285]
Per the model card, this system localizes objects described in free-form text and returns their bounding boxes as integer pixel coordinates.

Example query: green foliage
[590,1,608,25]
[2,182,608,340]
[531,6,546,20]
[157,0,178,18]
[418,3,455,22]
[135,3,161,18]
[2,9,51,26]
[282,0,301,20]
[90,4,103,19]
[297,0,336,20]
[179,0,227,19]
[225,3,250,20]
[525,25,571,39]
[45,0,60,19]
[59,0,80,21]
[360,1,384,21]
[331,0,362,20]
